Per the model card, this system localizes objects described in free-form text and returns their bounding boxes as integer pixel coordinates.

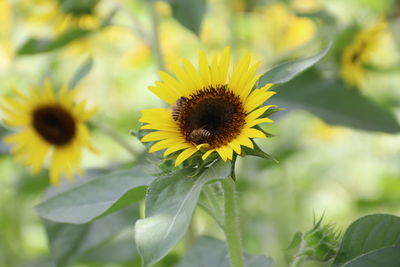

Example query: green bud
[289,215,340,262]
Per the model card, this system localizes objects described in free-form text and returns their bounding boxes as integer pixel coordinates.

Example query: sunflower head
[57,0,99,17]
[1,81,97,185]
[139,47,276,167]
[55,0,100,32]
[341,20,396,87]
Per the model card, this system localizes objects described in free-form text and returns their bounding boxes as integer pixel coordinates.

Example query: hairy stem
[203,184,223,224]
[222,178,244,267]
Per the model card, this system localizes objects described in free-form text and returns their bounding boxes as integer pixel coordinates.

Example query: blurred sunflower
[341,20,398,87]
[262,3,317,55]
[23,0,101,33]
[55,0,100,32]
[140,48,275,166]
[1,81,97,185]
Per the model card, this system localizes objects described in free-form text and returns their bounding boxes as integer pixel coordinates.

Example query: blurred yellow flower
[262,3,317,55]
[121,42,152,68]
[22,0,100,33]
[1,81,97,185]
[291,0,323,13]
[341,20,398,88]
[309,119,345,141]
[0,0,14,69]
[140,48,275,166]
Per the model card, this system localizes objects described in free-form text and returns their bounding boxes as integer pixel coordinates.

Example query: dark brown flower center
[173,85,245,148]
[32,105,76,146]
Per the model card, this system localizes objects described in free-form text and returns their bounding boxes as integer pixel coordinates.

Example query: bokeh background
[0,0,400,266]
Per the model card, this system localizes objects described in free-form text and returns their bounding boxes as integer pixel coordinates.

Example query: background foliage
[1,0,400,266]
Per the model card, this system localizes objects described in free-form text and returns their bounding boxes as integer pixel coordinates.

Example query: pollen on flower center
[173,85,246,148]
[32,105,76,146]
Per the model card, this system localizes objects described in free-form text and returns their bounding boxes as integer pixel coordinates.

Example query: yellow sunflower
[55,0,101,32]
[1,81,97,185]
[341,20,397,87]
[139,47,276,166]
[24,0,100,33]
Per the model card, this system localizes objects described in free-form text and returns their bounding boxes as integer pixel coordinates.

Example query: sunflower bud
[289,216,340,262]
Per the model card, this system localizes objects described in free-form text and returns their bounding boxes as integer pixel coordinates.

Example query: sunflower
[139,47,276,166]
[55,0,101,32]
[341,20,397,87]
[24,0,101,33]
[1,81,97,185]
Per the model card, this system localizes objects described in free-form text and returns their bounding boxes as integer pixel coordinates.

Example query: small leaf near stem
[222,178,244,267]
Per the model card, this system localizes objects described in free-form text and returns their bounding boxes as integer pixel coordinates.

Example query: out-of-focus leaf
[333,214,400,267]
[18,28,91,55]
[273,69,400,133]
[175,236,274,267]
[135,159,231,267]
[45,206,138,267]
[36,166,155,224]
[0,124,11,154]
[259,42,331,85]
[79,239,138,264]
[339,246,400,267]
[69,56,94,88]
[170,0,206,35]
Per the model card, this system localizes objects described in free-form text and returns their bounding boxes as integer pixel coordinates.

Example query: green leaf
[340,246,400,267]
[18,28,91,55]
[69,56,94,89]
[135,159,231,267]
[259,42,331,85]
[333,214,400,267]
[287,232,303,250]
[175,236,274,267]
[79,239,138,264]
[243,142,278,163]
[44,206,138,267]
[170,0,206,35]
[272,69,400,133]
[36,166,155,224]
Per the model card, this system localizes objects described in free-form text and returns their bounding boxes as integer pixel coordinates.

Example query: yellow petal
[218,47,231,85]
[159,71,188,97]
[148,84,178,105]
[149,138,184,153]
[175,147,198,166]
[201,149,215,160]
[198,51,211,86]
[244,88,275,112]
[141,131,181,142]
[246,117,273,127]
[228,53,251,95]
[164,142,192,156]
[236,134,254,148]
[242,128,266,138]
[246,106,271,122]
[228,140,242,154]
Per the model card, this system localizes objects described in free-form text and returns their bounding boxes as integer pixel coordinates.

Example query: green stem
[92,121,137,158]
[203,184,223,222]
[222,178,244,267]
[148,2,166,71]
